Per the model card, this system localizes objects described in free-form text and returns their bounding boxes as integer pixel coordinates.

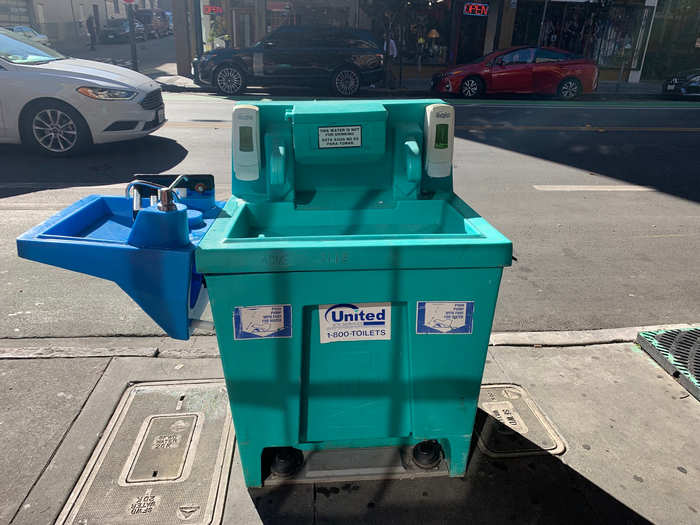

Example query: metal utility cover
[476,384,566,457]
[57,380,234,525]
[637,328,700,401]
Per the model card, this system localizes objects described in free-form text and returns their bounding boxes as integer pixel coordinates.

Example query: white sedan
[0,29,166,156]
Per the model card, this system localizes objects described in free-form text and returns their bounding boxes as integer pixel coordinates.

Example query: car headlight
[77,87,137,100]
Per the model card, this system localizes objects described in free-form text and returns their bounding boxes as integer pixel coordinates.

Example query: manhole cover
[57,380,234,525]
[637,327,700,401]
[475,384,565,457]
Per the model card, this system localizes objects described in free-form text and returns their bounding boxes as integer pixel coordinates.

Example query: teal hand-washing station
[196,99,512,486]
[16,99,510,488]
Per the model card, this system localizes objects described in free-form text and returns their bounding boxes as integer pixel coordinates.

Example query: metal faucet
[126,175,189,216]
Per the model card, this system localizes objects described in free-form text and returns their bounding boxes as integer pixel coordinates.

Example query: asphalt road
[1,94,699,338]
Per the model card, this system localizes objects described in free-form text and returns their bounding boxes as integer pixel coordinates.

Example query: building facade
[0,0,35,27]
[1,0,169,49]
[171,0,670,80]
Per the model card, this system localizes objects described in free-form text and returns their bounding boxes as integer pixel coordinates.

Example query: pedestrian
[383,32,398,89]
[87,15,96,51]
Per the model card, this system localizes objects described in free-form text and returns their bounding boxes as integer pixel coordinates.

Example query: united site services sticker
[319,302,391,343]
[416,301,474,334]
[233,304,292,340]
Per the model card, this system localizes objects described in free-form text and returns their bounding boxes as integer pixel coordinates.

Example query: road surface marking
[533,185,655,192]
[455,124,700,132]
[450,100,700,109]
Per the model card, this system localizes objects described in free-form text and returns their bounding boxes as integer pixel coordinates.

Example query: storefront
[510,0,658,80]
[644,0,700,79]
[173,0,503,76]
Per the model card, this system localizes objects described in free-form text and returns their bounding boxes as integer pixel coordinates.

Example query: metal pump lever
[158,174,188,211]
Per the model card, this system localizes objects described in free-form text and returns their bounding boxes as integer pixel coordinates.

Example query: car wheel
[214,64,246,96]
[460,76,484,98]
[20,100,91,157]
[557,78,581,100]
[331,67,361,97]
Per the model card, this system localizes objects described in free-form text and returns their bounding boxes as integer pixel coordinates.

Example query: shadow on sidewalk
[249,410,651,524]
[0,136,187,199]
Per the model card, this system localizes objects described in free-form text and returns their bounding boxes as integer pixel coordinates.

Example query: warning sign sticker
[318,126,362,149]
[416,301,474,335]
[318,302,391,343]
[233,304,292,340]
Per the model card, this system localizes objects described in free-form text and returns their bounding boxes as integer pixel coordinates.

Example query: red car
[432,46,598,99]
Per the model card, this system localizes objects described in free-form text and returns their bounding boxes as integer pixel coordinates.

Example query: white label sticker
[318,126,362,149]
[416,301,474,334]
[318,302,390,343]
[482,401,529,434]
[233,304,292,340]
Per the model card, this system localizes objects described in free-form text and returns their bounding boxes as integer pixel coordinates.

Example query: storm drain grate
[637,328,700,401]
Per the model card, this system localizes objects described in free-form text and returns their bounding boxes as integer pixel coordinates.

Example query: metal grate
[140,88,163,110]
[637,328,700,401]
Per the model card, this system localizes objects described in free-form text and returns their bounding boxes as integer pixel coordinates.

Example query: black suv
[192,26,384,97]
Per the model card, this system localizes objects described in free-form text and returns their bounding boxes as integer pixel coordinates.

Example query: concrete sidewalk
[2,329,698,524]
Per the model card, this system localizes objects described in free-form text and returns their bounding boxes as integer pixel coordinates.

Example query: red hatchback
[432,46,598,99]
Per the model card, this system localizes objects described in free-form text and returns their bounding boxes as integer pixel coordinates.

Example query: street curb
[488,323,696,347]
[1,324,697,358]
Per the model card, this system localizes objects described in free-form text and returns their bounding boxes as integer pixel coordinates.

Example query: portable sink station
[17,99,511,488]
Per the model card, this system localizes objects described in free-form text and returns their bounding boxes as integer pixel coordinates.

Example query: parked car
[662,68,700,98]
[432,46,598,100]
[5,25,51,47]
[192,25,384,97]
[134,8,170,39]
[100,18,146,44]
[0,30,166,157]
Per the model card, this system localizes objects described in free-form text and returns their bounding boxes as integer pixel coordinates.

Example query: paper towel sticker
[416,301,474,334]
[233,304,292,340]
[318,126,362,149]
[319,302,391,343]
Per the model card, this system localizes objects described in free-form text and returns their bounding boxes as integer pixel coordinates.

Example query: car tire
[214,64,246,96]
[557,78,581,100]
[20,100,92,157]
[331,67,361,97]
[460,76,484,98]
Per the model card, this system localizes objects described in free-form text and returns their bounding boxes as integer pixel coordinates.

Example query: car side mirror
[494,58,504,67]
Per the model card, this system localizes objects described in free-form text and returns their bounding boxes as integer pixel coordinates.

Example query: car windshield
[0,31,64,64]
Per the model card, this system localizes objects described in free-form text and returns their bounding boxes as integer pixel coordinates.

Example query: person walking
[384,33,398,89]
[87,15,97,51]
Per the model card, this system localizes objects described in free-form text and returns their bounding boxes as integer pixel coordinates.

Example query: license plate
[666,84,675,90]
[157,108,165,123]
[108,34,114,39]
